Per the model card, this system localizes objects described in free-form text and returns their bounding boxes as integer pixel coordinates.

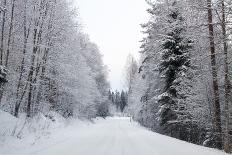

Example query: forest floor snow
[0,113,229,155]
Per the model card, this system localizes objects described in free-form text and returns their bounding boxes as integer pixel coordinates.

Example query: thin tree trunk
[207,0,222,149]
[26,27,38,117]
[221,0,231,152]
[0,0,6,65]
[5,0,16,67]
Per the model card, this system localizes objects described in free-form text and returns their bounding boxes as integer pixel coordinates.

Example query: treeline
[0,0,110,119]
[108,90,128,112]
[127,0,232,152]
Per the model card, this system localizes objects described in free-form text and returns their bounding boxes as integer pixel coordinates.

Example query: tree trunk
[26,16,39,117]
[0,0,6,65]
[5,0,16,67]
[207,0,222,149]
[221,0,231,152]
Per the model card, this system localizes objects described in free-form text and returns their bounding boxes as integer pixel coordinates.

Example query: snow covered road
[2,117,228,155]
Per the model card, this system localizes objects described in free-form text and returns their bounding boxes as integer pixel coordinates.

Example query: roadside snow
[0,110,76,153]
[0,115,228,155]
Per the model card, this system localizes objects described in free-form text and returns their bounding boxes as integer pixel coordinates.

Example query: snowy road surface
[2,117,228,155]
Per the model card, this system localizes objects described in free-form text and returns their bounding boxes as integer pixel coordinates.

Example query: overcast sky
[74,0,149,90]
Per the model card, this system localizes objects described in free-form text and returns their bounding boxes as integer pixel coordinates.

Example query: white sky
[74,0,149,91]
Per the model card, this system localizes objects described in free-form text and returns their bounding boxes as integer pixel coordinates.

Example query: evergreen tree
[120,91,127,112]
[156,0,194,141]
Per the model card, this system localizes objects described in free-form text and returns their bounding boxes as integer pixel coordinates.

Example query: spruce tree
[157,0,193,141]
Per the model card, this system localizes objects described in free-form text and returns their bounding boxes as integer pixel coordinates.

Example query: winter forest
[0,0,232,154]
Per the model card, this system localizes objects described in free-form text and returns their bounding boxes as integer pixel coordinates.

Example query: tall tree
[206,0,222,149]
[220,0,231,152]
[156,0,194,141]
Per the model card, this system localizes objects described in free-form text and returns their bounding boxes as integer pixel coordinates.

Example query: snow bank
[0,110,94,155]
[0,110,67,146]
[0,110,17,141]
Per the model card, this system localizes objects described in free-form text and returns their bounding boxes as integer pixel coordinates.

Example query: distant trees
[108,90,128,112]
[128,0,232,152]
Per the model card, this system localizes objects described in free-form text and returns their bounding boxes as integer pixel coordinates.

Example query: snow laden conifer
[155,0,194,141]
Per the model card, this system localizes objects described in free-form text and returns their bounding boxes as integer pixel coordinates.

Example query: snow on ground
[0,110,67,142]
[0,114,228,155]
[0,110,86,154]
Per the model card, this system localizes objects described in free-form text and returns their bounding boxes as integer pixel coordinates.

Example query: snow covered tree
[0,0,110,121]
[124,54,138,92]
[155,0,194,141]
[134,0,209,143]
